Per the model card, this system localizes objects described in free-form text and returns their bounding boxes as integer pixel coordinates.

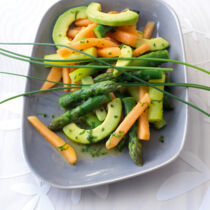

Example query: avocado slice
[63,98,122,144]
[52,6,87,47]
[148,74,166,122]
[135,37,169,51]
[94,25,113,38]
[86,2,139,26]
[113,45,133,76]
[70,62,100,83]
[43,47,97,66]
[81,76,94,86]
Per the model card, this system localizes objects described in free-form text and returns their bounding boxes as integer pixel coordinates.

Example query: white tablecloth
[0,0,210,209]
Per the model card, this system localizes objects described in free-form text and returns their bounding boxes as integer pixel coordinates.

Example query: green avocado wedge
[63,98,122,144]
[148,73,166,122]
[52,6,87,47]
[43,48,97,66]
[113,45,133,76]
[135,37,169,51]
[86,2,139,26]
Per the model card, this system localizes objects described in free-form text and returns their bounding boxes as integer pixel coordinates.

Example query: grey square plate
[22,0,188,189]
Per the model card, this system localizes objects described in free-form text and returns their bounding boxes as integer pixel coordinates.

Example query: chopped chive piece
[79,130,86,135]
[36,112,48,118]
[159,135,164,143]
[57,143,69,151]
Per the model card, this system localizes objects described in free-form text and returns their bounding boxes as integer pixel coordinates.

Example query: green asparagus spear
[49,94,111,131]
[94,70,163,83]
[154,118,167,129]
[94,72,116,83]
[128,125,143,166]
[122,97,143,166]
[120,70,163,81]
[130,50,169,67]
[81,76,107,122]
[59,81,120,109]
[116,136,128,152]
[123,97,137,117]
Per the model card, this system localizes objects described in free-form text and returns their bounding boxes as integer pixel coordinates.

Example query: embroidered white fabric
[0,0,210,209]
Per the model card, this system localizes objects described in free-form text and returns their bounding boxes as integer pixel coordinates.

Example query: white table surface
[0,0,210,209]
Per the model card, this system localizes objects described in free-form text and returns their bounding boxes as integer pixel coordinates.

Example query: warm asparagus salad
[1,2,209,166]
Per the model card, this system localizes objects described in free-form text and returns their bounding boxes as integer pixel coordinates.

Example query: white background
[0,0,210,209]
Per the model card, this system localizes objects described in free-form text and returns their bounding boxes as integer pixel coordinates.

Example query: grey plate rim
[21,0,188,189]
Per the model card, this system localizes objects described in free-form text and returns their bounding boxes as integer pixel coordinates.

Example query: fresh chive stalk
[0,46,209,74]
[0,42,209,117]
[0,50,172,71]
[0,86,83,104]
[0,71,73,86]
[119,82,210,91]
[0,72,209,91]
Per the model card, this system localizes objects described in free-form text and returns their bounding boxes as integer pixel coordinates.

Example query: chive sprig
[0,42,209,117]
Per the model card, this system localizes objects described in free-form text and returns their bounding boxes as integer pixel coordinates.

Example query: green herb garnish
[139,101,148,106]
[81,145,90,153]
[112,130,124,138]
[36,112,48,118]
[159,135,165,143]
[57,143,69,151]
[81,144,108,157]
[79,130,86,135]
[87,129,95,143]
